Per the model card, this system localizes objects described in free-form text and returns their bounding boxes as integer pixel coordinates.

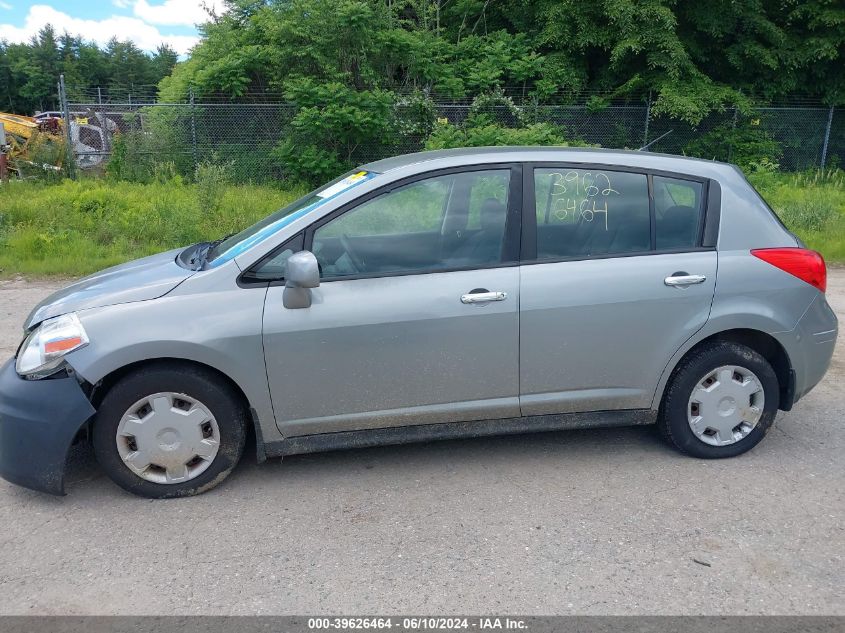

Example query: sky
[0,0,228,56]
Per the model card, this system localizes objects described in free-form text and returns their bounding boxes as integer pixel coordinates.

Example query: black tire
[658,341,780,459]
[93,362,247,498]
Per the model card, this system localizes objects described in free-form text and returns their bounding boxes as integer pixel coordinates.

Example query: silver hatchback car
[0,148,837,498]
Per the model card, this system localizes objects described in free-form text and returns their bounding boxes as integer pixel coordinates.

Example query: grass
[0,169,842,277]
[748,169,845,263]
[0,178,306,277]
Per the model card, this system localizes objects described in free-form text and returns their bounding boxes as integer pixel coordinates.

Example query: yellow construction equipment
[0,112,66,177]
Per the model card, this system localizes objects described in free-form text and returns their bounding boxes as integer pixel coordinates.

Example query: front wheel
[658,341,780,458]
[93,363,247,498]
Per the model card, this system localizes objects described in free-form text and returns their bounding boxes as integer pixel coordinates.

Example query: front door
[263,166,523,436]
[519,166,718,415]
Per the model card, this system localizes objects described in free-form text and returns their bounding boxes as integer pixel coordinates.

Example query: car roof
[361,146,736,179]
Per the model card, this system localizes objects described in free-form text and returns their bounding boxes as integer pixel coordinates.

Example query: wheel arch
[654,328,794,412]
[88,357,249,410]
[85,357,262,457]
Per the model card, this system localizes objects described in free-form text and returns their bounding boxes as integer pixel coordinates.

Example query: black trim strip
[522,161,711,184]
[647,173,657,251]
[521,162,538,261]
[267,260,522,285]
[503,163,523,263]
[264,409,657,458]
[516,247,715,268]
[702,179,722,248]
[698,179,710,245]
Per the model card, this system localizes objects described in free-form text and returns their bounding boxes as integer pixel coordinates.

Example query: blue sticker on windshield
[207,171,377,267]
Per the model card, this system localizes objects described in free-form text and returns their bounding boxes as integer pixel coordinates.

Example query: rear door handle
[664,274,707,287]
[461,290,507,304]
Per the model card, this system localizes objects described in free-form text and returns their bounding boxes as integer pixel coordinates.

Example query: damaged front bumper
[0,359,95,495]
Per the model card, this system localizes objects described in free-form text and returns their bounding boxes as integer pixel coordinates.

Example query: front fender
[64,287,280,444]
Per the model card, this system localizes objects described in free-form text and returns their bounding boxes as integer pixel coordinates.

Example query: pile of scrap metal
[0,110,113,178]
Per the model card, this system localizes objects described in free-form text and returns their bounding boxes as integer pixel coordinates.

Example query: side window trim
[702,179,721,248]
[303,163,523,282]
[502,163,524,263]
[647,174,657,251]
[521,162,537,261]
[521,162,716,264]
[239,232,305,286]
[696,179,709,246]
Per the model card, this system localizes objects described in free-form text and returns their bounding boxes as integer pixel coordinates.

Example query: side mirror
[283,250,320,309]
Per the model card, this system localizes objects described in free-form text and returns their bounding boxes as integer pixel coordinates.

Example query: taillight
[751,248,827,293]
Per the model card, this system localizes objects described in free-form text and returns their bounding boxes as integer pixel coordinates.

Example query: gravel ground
[0,272,842,615]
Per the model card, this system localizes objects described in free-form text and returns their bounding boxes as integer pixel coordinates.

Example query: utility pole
[820,105,834,171]
[642,92,651,148]
[58,74,75,179]
[0,122,8,182]
[190,87,199,170]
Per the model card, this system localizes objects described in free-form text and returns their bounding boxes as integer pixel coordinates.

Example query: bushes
[425,91,590,150]
[272,79,397,186]
[425,120,578,149]
[684,121,782,170]
[195,159,232,216]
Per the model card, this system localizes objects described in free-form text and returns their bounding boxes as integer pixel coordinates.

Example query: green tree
[149,45,179,84]
[0,31,184,114]
[16,26,62,112]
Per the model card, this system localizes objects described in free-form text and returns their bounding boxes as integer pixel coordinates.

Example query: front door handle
[461,290,507,304]
[664,274,707,287]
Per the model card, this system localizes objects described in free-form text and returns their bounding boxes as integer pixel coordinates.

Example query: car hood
[24,248,194,330]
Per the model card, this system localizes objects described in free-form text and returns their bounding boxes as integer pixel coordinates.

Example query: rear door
[519,165,718,415]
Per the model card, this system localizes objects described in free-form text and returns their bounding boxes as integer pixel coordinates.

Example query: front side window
[534,168,650,259]
[206,170,377,267]
[313,169,511,278]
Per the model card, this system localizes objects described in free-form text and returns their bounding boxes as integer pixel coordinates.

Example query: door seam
[517,263,524,416]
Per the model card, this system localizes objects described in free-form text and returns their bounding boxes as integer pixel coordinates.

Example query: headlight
[16,313,89,379]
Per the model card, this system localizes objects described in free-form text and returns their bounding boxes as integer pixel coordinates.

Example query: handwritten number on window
[547,171,618,230]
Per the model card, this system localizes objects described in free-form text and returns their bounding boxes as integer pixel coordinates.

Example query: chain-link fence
[61,89,842,183]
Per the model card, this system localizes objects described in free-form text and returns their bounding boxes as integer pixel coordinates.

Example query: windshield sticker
[316,171,371,199]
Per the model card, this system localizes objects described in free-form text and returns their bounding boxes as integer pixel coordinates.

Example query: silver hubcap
[688,365,765,446]
[115,392,220,484]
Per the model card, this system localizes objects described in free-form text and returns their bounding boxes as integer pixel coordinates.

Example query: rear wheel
[93,363,247,498]
[658,341,780,458]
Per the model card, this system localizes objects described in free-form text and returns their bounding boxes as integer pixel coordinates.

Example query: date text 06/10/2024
[307,617,528,630]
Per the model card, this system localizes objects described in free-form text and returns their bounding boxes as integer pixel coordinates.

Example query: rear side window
[534,168,650,259]
[654,176,703,250]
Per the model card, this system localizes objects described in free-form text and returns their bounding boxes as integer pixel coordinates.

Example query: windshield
[205,169,378,267]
